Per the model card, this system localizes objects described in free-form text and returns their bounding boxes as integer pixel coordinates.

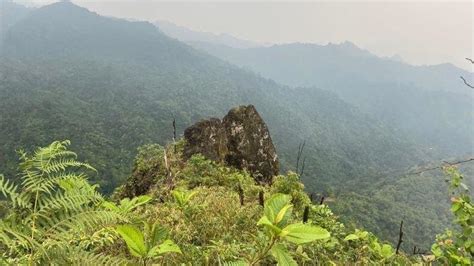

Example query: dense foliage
[430,167,473,265]
[0,140,422,265]
[2,140,470,264]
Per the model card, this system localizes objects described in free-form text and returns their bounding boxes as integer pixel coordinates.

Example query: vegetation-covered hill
[0,1,425,193]
[0,1,470,254]
[0,140,471,264]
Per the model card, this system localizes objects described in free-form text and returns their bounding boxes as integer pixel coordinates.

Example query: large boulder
[183,118,228,162]
[184,105,279,183]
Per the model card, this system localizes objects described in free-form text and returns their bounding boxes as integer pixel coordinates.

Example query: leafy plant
[249,193,330,265]
[103,195,152,215]
[431,166,473,265]
[115,221,181,265]
[0,140,129,264]
[171,188,197,209]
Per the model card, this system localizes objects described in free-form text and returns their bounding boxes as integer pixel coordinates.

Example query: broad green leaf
[148,239,181,257]
[116,224,147,258]
[129,195,152,206]
[120,195,152,212]
[274,204,293,227]
[380,244,394,258]
[451,202,462,212]
[281,223,330,244]
[271,244,297,266]
[264,194,292,225]
[258,216,282,235]
[344,234,359,241]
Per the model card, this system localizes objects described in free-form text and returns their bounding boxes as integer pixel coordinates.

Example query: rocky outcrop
[183,118,228,162]
[184,105,279,184]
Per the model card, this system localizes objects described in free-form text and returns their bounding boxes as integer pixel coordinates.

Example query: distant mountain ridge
[0,1,426,191]
[0,0,33,43]
[155,20,263,49]
[184,38,473,158]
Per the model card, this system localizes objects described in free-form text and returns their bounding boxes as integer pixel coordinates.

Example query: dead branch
[309,192,314,202]
[300,156,306,176]
[172,117,177,153]
[163,149,174,190]
[296,140,306,172]
[460,58,473,88]
[411,158,474,175]
[460,76,474,89]
[396,220,404,254]
[238,184,244,206]
[319,196,325,205]
[302,206,310,223]
[258,190,264,207]
[412,245,428,255]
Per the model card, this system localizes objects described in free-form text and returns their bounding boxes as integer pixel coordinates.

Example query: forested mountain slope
[184,40,474,248]
[0,1,424,193]
[1,1,464,251]
[189,41,473,157]
[0,0,32,43]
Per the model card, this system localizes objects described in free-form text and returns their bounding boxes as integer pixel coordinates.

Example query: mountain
[189,41,474,157]
[181,30,474,249]
[155,20,262,49]
[0,1,425,191]
[0,0,32,43]
[0,1,453,250]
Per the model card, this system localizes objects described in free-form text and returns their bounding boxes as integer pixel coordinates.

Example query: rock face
[183,118,228,162]
[184,105,279,183]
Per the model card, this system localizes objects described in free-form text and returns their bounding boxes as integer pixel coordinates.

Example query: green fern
[0,140,135,264]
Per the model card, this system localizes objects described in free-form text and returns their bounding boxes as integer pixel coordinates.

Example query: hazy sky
[14,0,474,70]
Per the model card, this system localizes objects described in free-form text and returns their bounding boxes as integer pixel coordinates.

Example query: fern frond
[41,158,96,174]
[0,220,38,251]
[44,246,129,266]
[69,249,129,266]
[22,172,88,195]
[46,210,128,241]
[0,175,30,209]
[36,190,103,226]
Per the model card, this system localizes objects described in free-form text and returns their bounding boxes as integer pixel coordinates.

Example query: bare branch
[172,117,177,152]
[460,76,474,89]
[411,158,474,175]
[319,196,325,205]
[238,184,244,206]
[396,220,404,254]
[299,157,306,177]
[258,190,264,207]
[302,206,310,223]
[296,140,306,172]
[460,58,474,88]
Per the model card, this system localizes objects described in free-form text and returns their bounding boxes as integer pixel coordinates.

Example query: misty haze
[0,0,472,265]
